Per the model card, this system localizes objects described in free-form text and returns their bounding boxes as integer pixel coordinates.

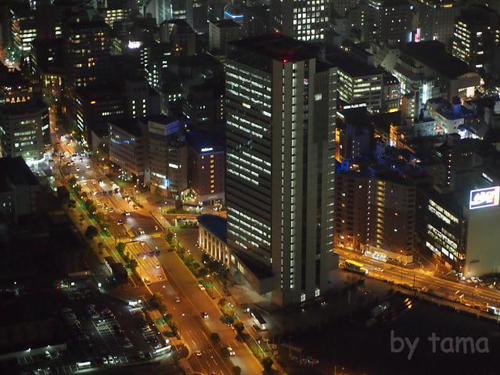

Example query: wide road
[153,251,263,375]
[336,248,500,311]
[54,141,263,374]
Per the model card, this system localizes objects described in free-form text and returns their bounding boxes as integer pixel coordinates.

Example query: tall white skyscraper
[224,34,338,306]
[271,0,330,41]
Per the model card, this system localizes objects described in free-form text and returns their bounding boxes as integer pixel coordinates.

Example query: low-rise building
[391,41,481,121]
[187,132,225,204]
[109,119,146,178]
[0,157,41,222]
[327,48,384,113]
[198,214,230,266]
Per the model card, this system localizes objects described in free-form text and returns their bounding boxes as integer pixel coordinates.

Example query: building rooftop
[198,215,227,243]
[229,33,319,63]
[402,41,472,80]
[146,114,180,125]
[187,131,224,154]
[326,48,382,77]
[0,157,39,193]
[212,19,241,29]
[109,119,143,137]
[0,65,27,88]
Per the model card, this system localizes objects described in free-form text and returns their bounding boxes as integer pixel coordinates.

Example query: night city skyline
[0,0,499,374]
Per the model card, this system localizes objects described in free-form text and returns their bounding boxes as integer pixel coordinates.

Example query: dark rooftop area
[402,41,472,79]
[326,48,382,77]
[229,33,319,63]
[213,19,241,28]
[109,118,144,137]
[198,214,227,243]
[0,157,39,192]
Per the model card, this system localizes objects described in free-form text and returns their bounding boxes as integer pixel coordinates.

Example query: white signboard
[469,186,500,210]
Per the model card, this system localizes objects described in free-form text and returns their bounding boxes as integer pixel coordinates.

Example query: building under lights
[145,0,186,24]
[419,183,500,277]
[270,0,330,41]
[145,115,188,194]
[451,5,500,70]
[0,99,49,160]
[63,17,111,89]
[390,41,480,121]
[224,34,337,306]
[109,119,146,179]
[99,0,131,28]
[349,0,414,45]
[0,67,49,160]
[187,132,225,204]
[412,0,458,45]
[10,5,37,57]
[326,48,385,113]
[334,167,417,263]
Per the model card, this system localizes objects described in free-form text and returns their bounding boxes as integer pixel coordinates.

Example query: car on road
[195,350,202,357]
[226,346,235,356]
[175,296,181,303]
[124,211,131,216]
[201,312,209,319]
[198,283,206,291]
[123,338,133,348]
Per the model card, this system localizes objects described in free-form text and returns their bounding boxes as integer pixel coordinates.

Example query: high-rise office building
[64,16,111,89]
[271,0,330,41]
[351,0,414,45]
[187,0,208,32]
[10,5,37,58]
[145,0,187,24]
[99,0,132,28]
[209,19,242,55]
[370,0,414,45]
[331,0,360,17]
[145,115,188,194]
[0,66,49,160]
[411,0,458,45]
[451,5,500,70]
[224,34,337,306]
[334,169,417,260]
[0,100,49,160]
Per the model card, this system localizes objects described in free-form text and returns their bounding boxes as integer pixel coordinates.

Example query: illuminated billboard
[469,186,500,210]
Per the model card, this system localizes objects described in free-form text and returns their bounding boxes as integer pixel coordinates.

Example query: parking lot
[21,277,174,374]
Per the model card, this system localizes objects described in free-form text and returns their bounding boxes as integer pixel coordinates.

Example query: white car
[198,283,206,291]
[226,346,235,356]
